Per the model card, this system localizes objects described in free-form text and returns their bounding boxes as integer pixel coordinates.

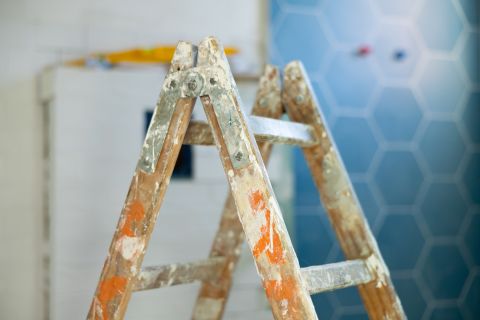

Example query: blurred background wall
[0,0,479,319]
[269,0,479,319]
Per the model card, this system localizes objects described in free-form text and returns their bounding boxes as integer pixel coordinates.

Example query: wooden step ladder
[87,37,406,320]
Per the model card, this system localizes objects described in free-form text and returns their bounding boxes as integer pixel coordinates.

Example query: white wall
[0,1,266,319]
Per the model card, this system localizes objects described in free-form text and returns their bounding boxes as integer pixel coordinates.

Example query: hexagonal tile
[430,306,463,320]
[421,244,469,299]
[463,153,480,204]
[274,13,329,72]
[464,273,480,319]
[325,51,378,109]
[295,209,334,267]
[393,278,426,319]
[419,59,465,113]
[465,213,480,264]
[353,182,380,225]
[332,117,378,173]
[375,151,423,205]
[373,87,422,142]
[373,25,420,78]
[460,32,480,85]
[375,0,416,16]
[416,0,464,51]
[284,0,322,7]
[325,0,376,43]
[378,214,424,271]
[419,121,466,174]
[462,91,480,144]
[459,0,479,27]
[294,149,321,207]
[311,293,334,319]
[335,286,363,308]
[337,313,367,320]
[421,183,468,236]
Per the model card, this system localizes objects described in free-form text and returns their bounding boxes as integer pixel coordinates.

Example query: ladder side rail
[197,37,318,320]
[86,42,197,320]
[282,61,406,320]
[192,64,284,320]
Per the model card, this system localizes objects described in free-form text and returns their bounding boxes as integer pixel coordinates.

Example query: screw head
[234,151,243,161]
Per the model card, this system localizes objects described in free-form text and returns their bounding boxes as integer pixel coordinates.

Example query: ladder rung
[133,257,226,292]
[184,116,317,147]
[301,259,373,295]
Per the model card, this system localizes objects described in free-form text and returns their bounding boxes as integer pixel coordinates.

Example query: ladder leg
[283,61,406,320]
[197,37,317,320]
[86,42,197,320]
[192,65,284,320]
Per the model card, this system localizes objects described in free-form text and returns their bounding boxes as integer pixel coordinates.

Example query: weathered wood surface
[283,61,406,320]
[183,117,317,147]
[133,257,226,291]
[196,37,317,320]
[192,64,285,320]
[86,42,197,320]
[301,260,372,295]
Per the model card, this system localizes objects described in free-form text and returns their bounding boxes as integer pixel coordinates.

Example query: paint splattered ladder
[87,37,406,320]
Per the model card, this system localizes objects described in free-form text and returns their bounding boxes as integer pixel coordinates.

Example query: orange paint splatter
[263,277,296,301]
[120,200,145,237]
[263,276,301,317]
[96,276,127,320]
[249,190,284,264]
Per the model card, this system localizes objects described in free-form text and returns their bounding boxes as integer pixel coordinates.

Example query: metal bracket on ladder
[86,37,406,320]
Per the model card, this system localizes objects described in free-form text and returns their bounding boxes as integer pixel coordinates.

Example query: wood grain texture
[283,61,406,320]
[196,37,317,320]
[192,64,285,320]
[86,42,197,320]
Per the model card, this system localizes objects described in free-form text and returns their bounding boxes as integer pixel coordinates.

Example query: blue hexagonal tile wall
[324,0,376,43]
[464,273,480,319]
[332,117,378,173]
[417,0,464,51]
[421,244,469,299]
[421,183,468,236]
[373,87,422,142]
[378,214,424,271]
[465,213,480,264]
[430,306,463,320]
[419,59,465,113]
[274,13,330,72]
[375,0,416,17]
[460,32,480,85]
[375,151,423,205]
[463,153,480,204]
[458,0,479,26]
[270,1,479,318]
[419,121,466,174]
[393,277,427,319]
[325,51,378,109]
[462,91,480,144]
[374,25,420,78]
[295,208,334,267]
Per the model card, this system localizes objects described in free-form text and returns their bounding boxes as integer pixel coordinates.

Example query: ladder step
[133,257,226,292]
[184,116,318,147]
[301,259,373,295]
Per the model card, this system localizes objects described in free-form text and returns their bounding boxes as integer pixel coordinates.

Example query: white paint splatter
[117,236,144,260]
